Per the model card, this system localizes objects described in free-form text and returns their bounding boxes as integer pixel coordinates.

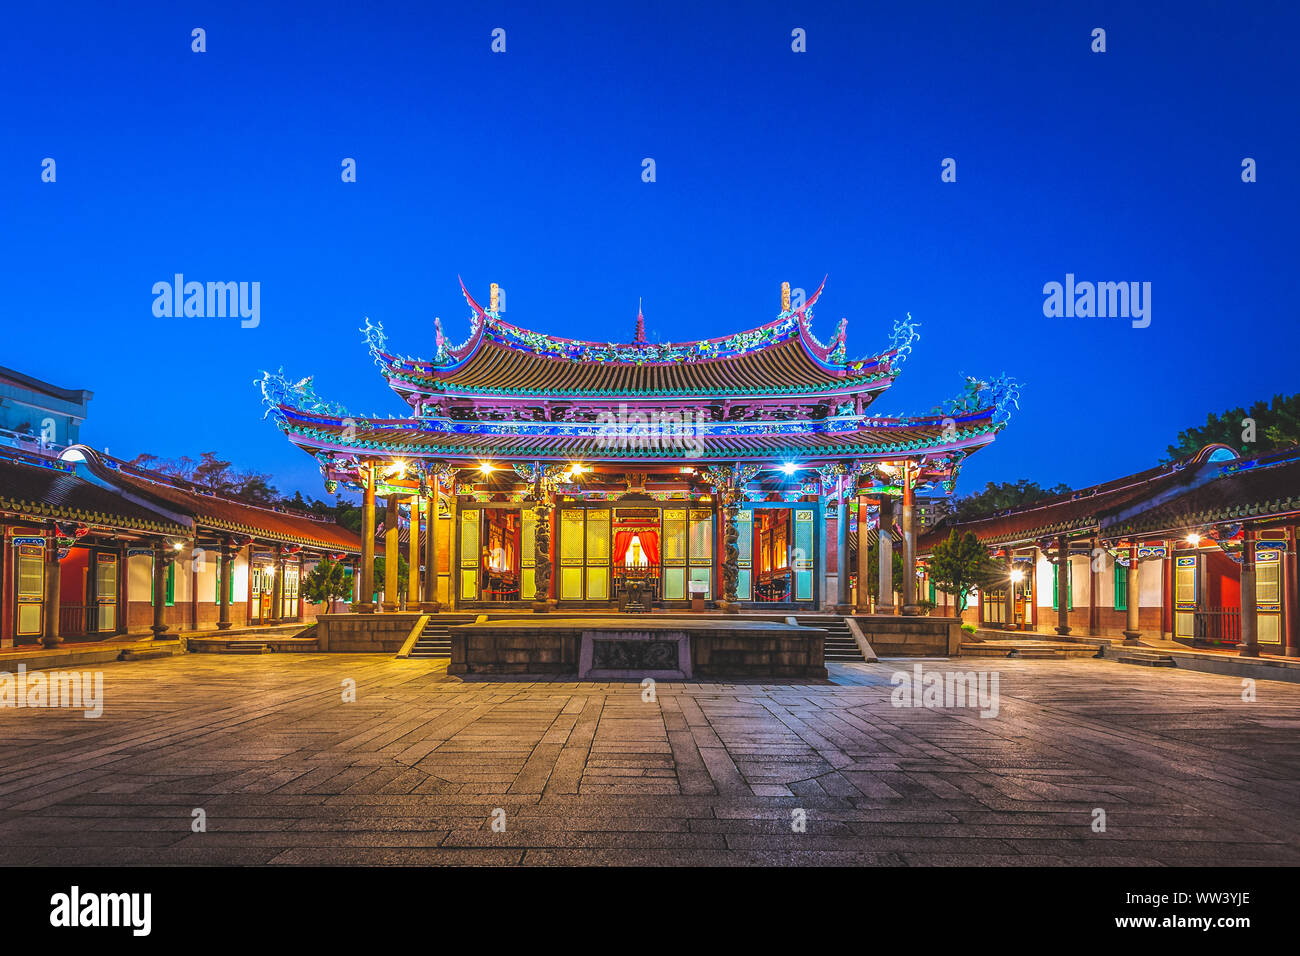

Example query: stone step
[119,648,177,661]
[1117,654,1176,667]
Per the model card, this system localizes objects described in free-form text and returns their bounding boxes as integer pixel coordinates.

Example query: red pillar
[1055,535,1071,637]
[1286,525,1300,658]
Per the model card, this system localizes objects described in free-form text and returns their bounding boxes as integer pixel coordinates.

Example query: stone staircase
[409,619,452,659]
[795,616,864,664]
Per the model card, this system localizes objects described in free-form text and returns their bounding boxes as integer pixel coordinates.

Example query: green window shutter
[1114,562,1128,611]
[165,561,175,607]
[1051,562,1074,610]
[215,557,234,603]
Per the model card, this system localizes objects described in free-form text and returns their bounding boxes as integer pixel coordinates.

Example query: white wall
[127,554,151,602]
[1138,559,1162,607]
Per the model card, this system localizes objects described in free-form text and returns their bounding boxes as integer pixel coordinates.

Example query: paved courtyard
[1,653,1297,866]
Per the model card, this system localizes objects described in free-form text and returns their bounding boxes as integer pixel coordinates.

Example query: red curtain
[614,529,635,564]
[637,531,659,565]
[614,529,660,566]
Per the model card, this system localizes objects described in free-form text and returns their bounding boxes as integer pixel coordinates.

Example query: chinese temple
[260,278,1019,615]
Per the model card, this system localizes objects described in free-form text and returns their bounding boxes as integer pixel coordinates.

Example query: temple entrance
[56,547,119,637]
[525,502,718,609]
[250,562,274,623]
[281,563,300,620]
[449,497,820,610]
[458,506,532,604]
[739,503,817,606]
[752,508,793,602]
[613,507,660,611]
[558,507,611,603]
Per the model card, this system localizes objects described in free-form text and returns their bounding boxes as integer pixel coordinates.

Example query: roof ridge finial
[634,298,646,344]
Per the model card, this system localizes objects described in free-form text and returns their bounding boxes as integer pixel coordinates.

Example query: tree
[942,480,1073,524]
[233,469,279,505]
[190,451,237,495]
[334,501,363,534]
[372,555,409,603]
[127,451,283,506]
[1164,392,1300,462]
[300,557,352,612]
[864,539,905,600]
[924,530,1003,616]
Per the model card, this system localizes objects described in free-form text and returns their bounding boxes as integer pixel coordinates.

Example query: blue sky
[3,1,1296,500]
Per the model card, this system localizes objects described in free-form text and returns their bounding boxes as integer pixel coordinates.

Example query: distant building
[914,495,945,531]
[0,366,93,455]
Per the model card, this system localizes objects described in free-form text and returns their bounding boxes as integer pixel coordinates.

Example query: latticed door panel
[793,509,815,602]
[662,509,687,601]
[560,509,585,600]
[460,510,480,601]
[1257,548,1282,644]
[520,509,537,602]
[736,508,753,601]
[1174,556,1197,640]
[585,510,610,601]
[688,509,713,600]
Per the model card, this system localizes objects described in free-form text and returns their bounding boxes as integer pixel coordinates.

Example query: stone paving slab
[0,653,1297,865]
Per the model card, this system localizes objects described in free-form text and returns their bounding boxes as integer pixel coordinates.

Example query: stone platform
[447,617,827,679]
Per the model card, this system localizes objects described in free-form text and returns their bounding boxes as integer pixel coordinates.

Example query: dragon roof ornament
[886,313,920,368]
[256,368,352,426]
[931,374,1022,427]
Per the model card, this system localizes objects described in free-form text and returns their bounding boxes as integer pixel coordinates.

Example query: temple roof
[62,447,363,553]
[0,452,188,536]
[368,278,918,404]
[1103,449,1300,538]
[276,405,1002,468]
[918,444,1299,549]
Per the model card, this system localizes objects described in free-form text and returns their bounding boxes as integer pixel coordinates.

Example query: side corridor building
[918,444,1300,658]
[0,445,361,647]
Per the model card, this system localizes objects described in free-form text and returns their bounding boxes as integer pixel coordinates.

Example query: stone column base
[216,621,233,631]
[833,603,854,615]
[1287,647,1300,658]
[150,624,169,639]
[420,601,442,613]
[532,600,554,614]
[41,635,63,649]
[354,603,376,614]
[900,605,924,616]
[1121,630,1142,645]
[380,602,398,613]
[1239,645,1260,658]
[1054,625,1072,636]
